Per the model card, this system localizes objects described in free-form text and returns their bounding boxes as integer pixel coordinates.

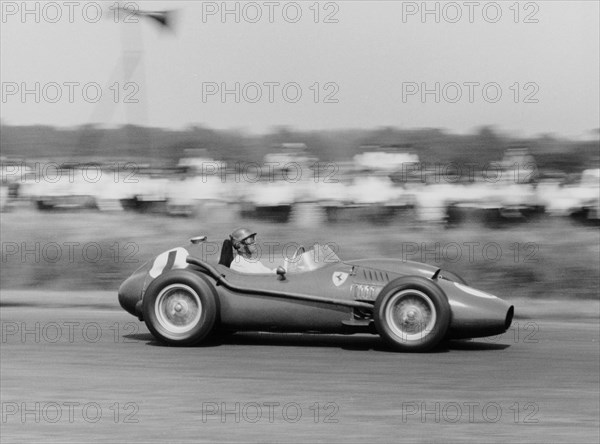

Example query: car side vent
[359,268,390,283]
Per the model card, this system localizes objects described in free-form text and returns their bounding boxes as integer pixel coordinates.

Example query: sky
[1,0,599,138]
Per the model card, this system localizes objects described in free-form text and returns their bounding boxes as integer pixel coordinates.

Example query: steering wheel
[290,245,306,263]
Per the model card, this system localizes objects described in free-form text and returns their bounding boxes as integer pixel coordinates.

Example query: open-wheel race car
[118,236,514,352]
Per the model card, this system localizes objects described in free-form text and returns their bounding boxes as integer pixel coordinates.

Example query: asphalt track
[1,292,598,444]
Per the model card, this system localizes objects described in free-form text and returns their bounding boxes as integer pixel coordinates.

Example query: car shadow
[214,332,387,351]
[125,332,384,350]
[124,332,460,353]
[123,333,156,342]
[446,340,511,351]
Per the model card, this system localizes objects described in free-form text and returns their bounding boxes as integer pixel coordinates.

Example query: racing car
[118,236,514,352]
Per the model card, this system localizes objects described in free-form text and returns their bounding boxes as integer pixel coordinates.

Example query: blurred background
[1,124,599,299]
[1,1,599,299]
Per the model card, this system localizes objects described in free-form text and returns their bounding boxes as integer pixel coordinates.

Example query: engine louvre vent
[359,268,390,283]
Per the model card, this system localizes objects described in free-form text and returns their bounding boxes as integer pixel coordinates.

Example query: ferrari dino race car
[118,237,514,352]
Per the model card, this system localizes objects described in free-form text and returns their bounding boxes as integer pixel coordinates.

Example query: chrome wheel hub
[385,290,437,342]
[154,284,202,334]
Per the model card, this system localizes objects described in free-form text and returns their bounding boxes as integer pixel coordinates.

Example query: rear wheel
[142,269,218,346]
[374,277,450,352]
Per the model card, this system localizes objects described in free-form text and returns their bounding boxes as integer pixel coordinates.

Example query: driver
[229,227,276,274]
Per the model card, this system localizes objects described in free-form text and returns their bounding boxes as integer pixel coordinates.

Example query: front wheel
[374,277,450,352]
[142,269,218,346]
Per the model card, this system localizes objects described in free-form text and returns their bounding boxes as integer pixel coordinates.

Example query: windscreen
[286,244,340,273]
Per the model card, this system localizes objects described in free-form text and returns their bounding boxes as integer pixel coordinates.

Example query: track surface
[1,292,599,444]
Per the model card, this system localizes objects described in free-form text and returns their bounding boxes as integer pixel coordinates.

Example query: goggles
[242,236,256,246]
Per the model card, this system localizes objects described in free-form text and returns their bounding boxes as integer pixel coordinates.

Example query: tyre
[374,276,450,352]
[142,269,218,346]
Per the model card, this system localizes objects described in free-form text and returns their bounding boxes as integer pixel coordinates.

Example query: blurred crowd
[1,145,599,226]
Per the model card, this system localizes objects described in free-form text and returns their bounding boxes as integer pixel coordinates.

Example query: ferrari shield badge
[332,271,349,287]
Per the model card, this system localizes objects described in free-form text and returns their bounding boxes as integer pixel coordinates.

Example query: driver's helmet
[230,227,257,249]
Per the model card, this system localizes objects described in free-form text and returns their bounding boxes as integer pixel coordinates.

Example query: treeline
[1,123,598,173]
